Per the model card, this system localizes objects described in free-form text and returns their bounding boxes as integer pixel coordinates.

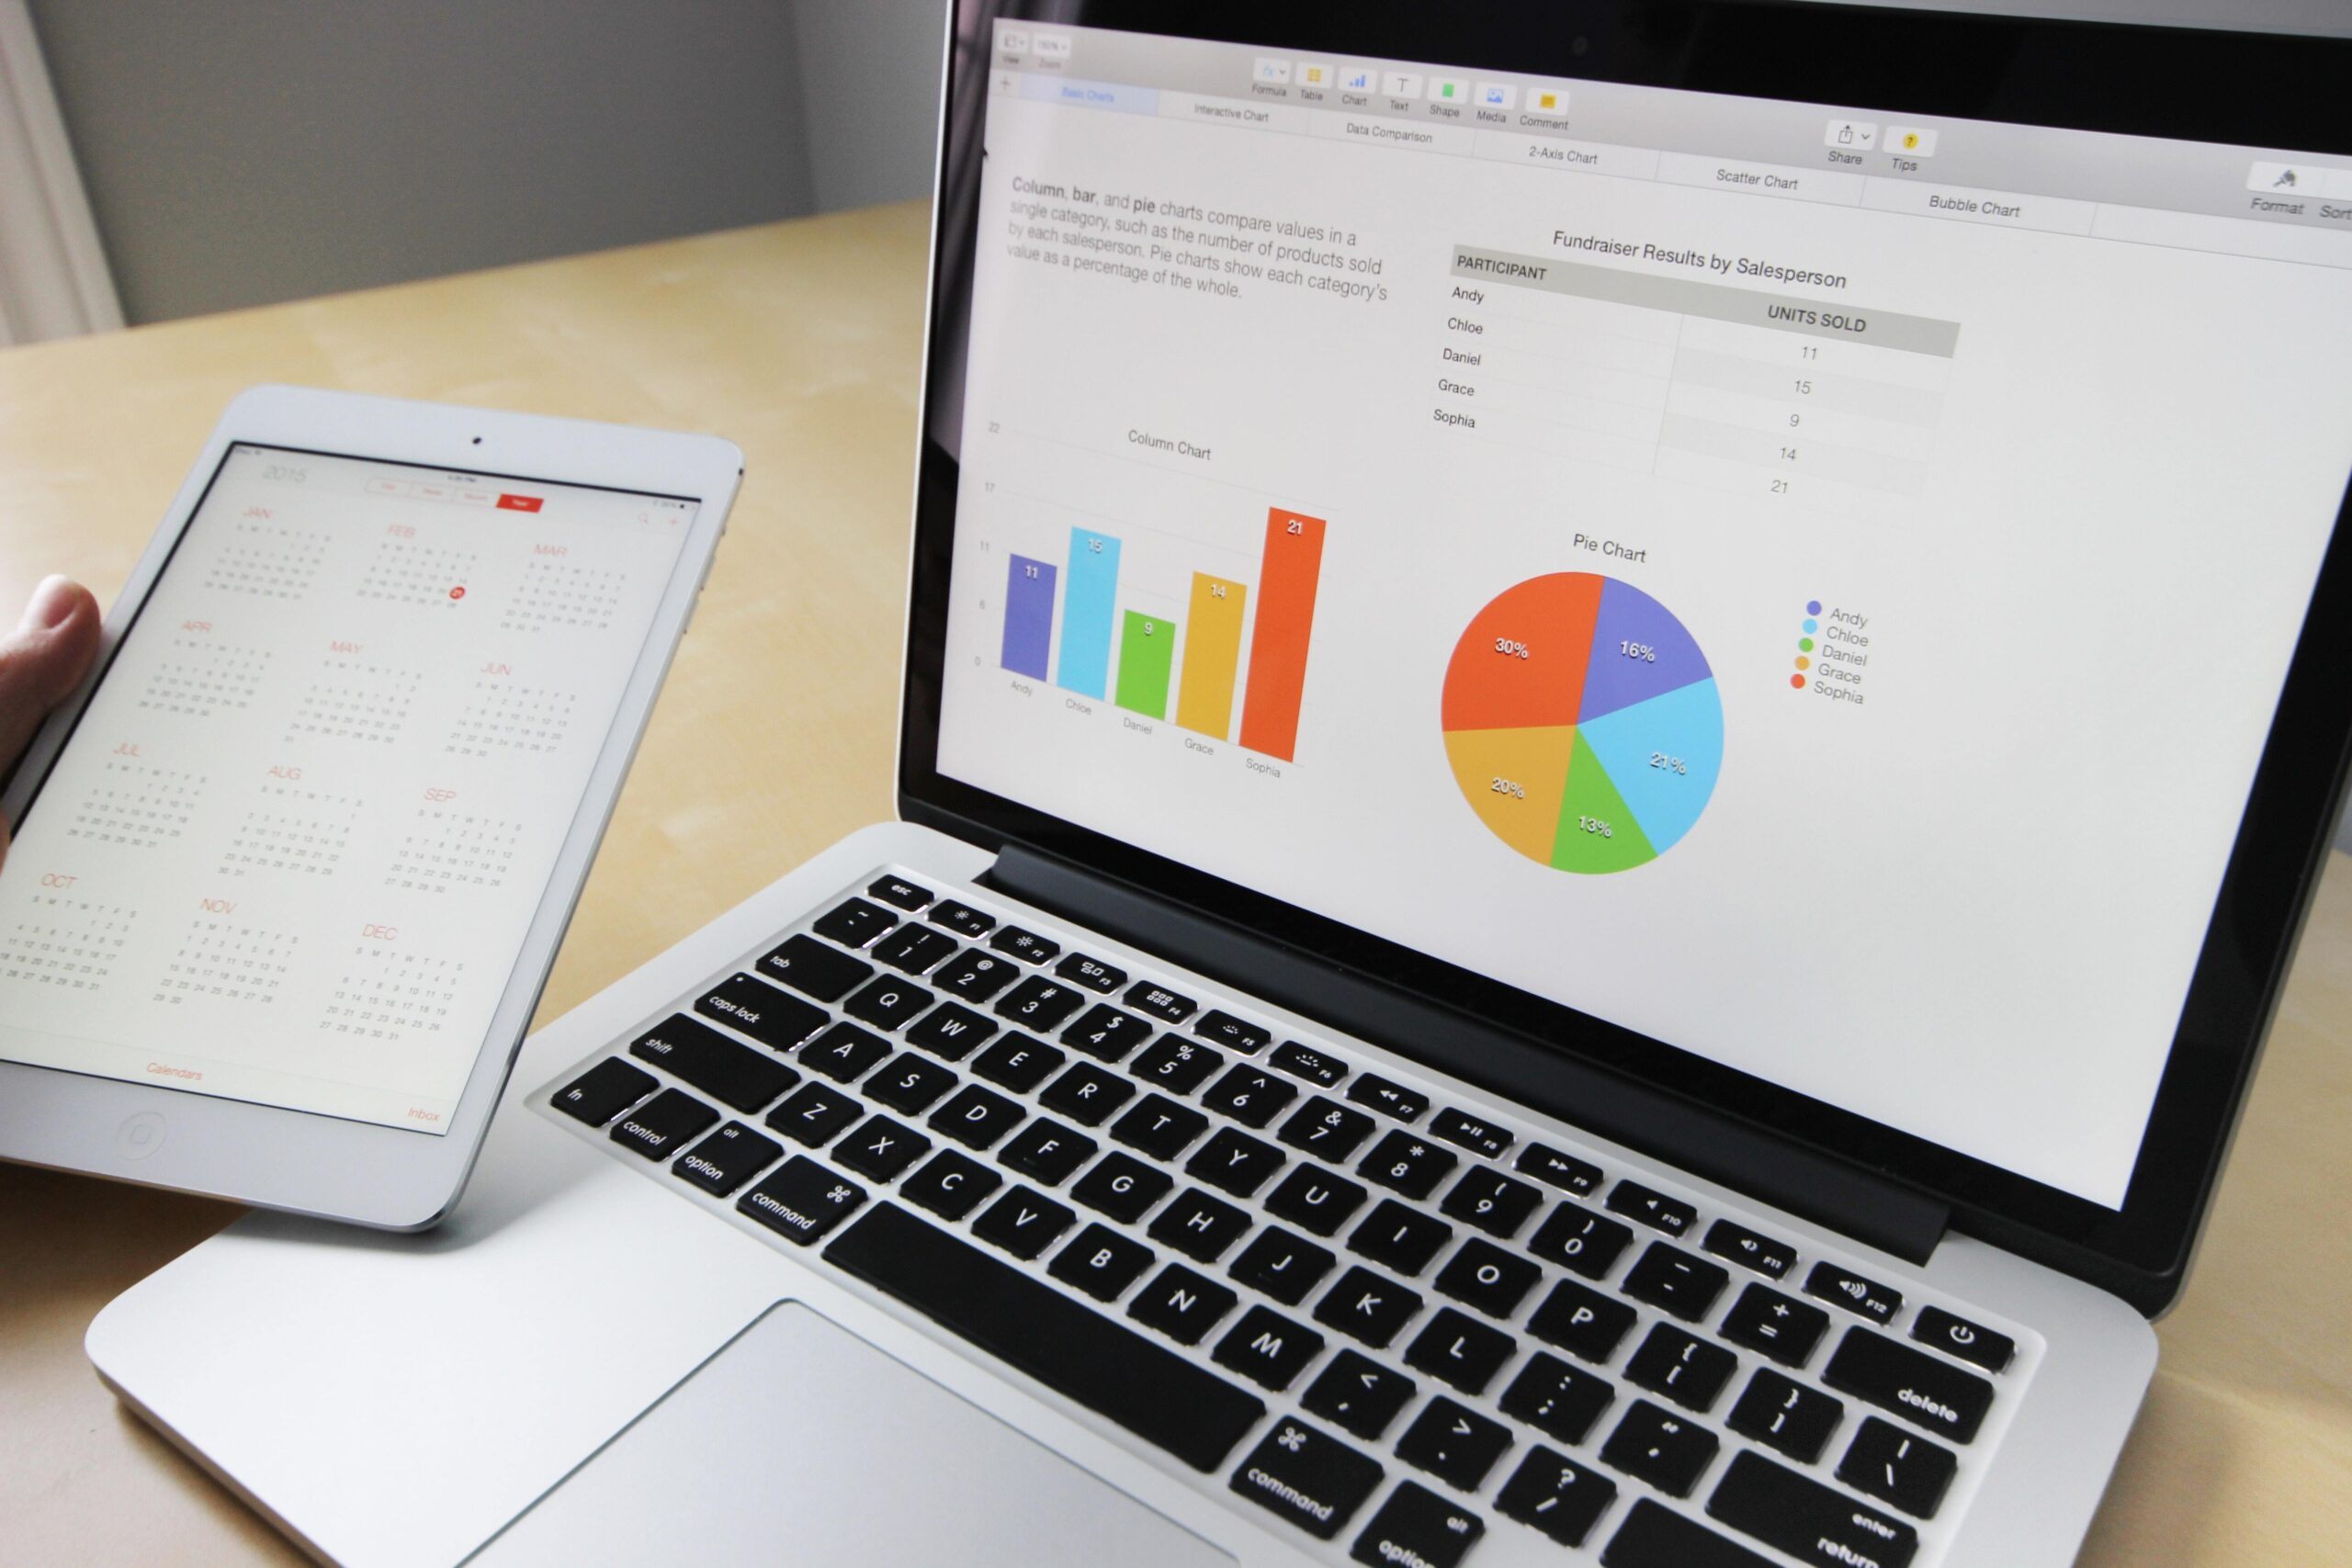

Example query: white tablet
[0,386,739,1226]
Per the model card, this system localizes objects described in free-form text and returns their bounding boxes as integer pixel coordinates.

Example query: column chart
[1001,506,1329,762]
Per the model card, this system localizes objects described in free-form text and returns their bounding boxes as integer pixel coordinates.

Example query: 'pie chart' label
[1442,573,1723,874]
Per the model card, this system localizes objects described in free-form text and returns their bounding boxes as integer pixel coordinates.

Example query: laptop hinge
[983,845,1951,1265]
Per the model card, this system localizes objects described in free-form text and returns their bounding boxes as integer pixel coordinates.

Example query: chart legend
[1442,573,1723,874]
[1791,596,1871,705]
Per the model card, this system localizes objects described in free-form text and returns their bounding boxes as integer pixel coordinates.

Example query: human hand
[0,576,103,873]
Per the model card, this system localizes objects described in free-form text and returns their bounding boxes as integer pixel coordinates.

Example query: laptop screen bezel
[899,0,2352,1314]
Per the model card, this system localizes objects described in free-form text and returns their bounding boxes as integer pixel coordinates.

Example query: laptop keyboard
[538,869,2029,1565]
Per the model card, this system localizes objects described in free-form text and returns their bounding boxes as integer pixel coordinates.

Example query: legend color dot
[1790,597,1818,692]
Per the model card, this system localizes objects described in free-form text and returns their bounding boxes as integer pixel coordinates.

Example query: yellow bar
[1176,572,1248,739]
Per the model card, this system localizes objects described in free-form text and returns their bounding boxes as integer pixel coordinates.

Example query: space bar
[826,1202,1267,1472]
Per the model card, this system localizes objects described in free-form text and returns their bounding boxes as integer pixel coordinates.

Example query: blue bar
[1056,526,1121,698]
[1001,555,1056,680]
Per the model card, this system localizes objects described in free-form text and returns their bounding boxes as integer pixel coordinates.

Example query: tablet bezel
[0,385,740,1227]
[897,0,2352,1314]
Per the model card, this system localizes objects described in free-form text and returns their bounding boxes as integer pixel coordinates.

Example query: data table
[1438,246,1960,517]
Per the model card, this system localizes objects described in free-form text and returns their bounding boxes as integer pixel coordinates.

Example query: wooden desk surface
[1,201,2345,1566]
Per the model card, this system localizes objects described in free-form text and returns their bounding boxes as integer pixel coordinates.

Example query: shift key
[630,1014,799,1112]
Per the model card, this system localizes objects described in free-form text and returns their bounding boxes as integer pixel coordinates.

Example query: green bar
[1114,609,1178,718]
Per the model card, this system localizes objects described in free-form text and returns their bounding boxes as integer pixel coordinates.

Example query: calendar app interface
[0,446,697,1133]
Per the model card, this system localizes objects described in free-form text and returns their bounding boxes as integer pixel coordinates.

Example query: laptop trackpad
[471,1301,1234,1567]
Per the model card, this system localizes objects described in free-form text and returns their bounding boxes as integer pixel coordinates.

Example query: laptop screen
[928,20,2352,1210]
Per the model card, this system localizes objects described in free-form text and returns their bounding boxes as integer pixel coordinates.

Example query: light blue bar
[1019,75,1160,116]
[1056,526,1122,699]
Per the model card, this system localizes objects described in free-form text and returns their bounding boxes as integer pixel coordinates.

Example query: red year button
[497,493,543,512]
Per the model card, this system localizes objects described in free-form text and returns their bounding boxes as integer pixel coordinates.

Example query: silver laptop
[90,5,2352,1565]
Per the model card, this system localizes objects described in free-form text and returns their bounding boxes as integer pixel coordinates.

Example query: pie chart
[1442,573,1723,874]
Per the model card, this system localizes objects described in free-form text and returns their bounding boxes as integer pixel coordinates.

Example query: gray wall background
[30,0,2352,326]
[26,0,948,325]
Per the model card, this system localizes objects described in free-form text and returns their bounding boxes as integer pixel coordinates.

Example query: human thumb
[0,575,102,784]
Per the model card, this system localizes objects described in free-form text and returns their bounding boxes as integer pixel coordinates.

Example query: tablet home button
[117,1111,166,1160]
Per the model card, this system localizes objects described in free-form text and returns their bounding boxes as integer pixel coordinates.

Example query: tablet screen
[0,445,697,1134]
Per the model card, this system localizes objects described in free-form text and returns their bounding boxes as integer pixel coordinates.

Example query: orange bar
[1237,507,1326,761]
